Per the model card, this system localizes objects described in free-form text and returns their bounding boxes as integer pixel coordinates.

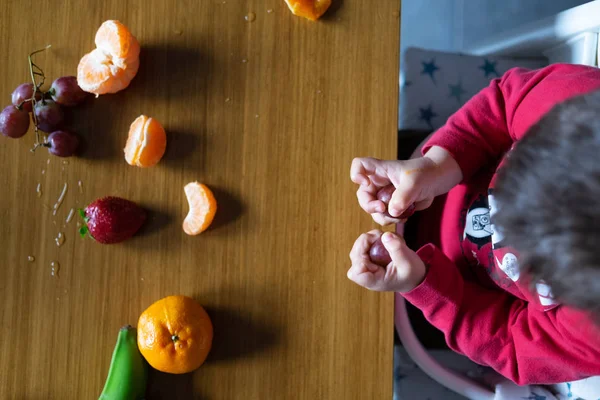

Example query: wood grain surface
[0,1,400,398]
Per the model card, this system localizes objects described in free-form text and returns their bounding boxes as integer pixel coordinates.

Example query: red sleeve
[422,64,600,181]
[403,244,600,385]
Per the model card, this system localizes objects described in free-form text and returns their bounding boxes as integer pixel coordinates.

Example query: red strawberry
[79,197,146,244]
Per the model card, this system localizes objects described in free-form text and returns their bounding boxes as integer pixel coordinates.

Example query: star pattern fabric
[421,59,439,83]
[479,58,500,77]
[399,47,547,131]
[419,105,437,129]
[522,392,547,400]
[448,81,466,103]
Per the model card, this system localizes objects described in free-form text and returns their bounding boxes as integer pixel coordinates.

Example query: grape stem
[16,96,36,110]
[28,44,51,153]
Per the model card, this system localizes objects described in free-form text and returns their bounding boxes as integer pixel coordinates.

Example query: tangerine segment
[95,20,140,68]
[124,116,146,164]
[77,48,139,96]
[284,0,332,20]
[138,295,213,374]
[124,115,167,167]
[183,182,217,235]
[77,49,118,95]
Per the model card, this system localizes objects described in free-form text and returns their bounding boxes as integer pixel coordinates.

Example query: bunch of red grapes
[0,76,88,157]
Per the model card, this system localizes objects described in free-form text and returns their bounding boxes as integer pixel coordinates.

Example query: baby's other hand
[347,230,426,293]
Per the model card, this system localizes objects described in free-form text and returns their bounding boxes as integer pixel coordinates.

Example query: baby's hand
[350,156,438,225]
[350,147,463,226]
[347,230,426,293]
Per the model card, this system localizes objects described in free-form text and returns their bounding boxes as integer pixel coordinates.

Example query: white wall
[400,0,593,55]
[400,0,459,53]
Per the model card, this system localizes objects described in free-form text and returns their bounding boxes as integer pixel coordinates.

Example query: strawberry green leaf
[78,208,90,223]
[79,226,88,238]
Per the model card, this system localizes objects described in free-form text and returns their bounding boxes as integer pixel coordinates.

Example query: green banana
[99,325,148,400]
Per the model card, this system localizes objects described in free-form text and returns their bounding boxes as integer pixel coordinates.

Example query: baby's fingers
[349,230,381,261]
[380,232,426,292]
[350,157,378,185]
[348,231,389,291]
[357,187,386,214]
[347,262,384,289]
[372,213,400,226]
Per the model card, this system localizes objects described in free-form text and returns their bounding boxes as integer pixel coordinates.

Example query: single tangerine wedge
[183,182,217,235]
[77,20,140,96]
[138,295,213,374]
[95,20,140,68]
[124,115,167,167]
[284,0,332,20]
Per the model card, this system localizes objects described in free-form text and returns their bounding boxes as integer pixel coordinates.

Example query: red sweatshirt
[402,64,600,385]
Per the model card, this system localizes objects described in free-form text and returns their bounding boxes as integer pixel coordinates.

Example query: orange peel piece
[284,0,332,20]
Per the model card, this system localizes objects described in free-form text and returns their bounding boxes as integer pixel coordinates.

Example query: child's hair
[495,90,600,316]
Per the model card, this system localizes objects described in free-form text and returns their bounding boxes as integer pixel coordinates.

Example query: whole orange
[137,295,213,374]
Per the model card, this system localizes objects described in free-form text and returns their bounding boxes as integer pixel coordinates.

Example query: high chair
[396,3,600,398]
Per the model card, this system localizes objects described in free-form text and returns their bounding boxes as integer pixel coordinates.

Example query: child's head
[495,91,600,315]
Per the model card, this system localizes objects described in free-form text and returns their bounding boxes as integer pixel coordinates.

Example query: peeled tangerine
[284,0,332,20]
[124,115,167,167]
[77,20,140,95]
[183,182,217,235]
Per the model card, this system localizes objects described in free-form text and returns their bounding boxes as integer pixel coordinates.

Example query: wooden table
[0,1,399,398]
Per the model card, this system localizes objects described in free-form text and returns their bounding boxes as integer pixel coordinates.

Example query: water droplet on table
[41,169,45,175]
[53,182,68,212]
[50,261,60,277]
[36,183,42,198]
[78,180,83,194]
[65,208,75,224]
[267,9,273,14]
[316,90,322,94]
[46,159,50,165]
[245,12,256,22]
[225,97,231,103]
[55,232,65,247]
[241,59,248,64]
[62,160,69,165]
[255,114,259,118]
[27,255,35,262]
